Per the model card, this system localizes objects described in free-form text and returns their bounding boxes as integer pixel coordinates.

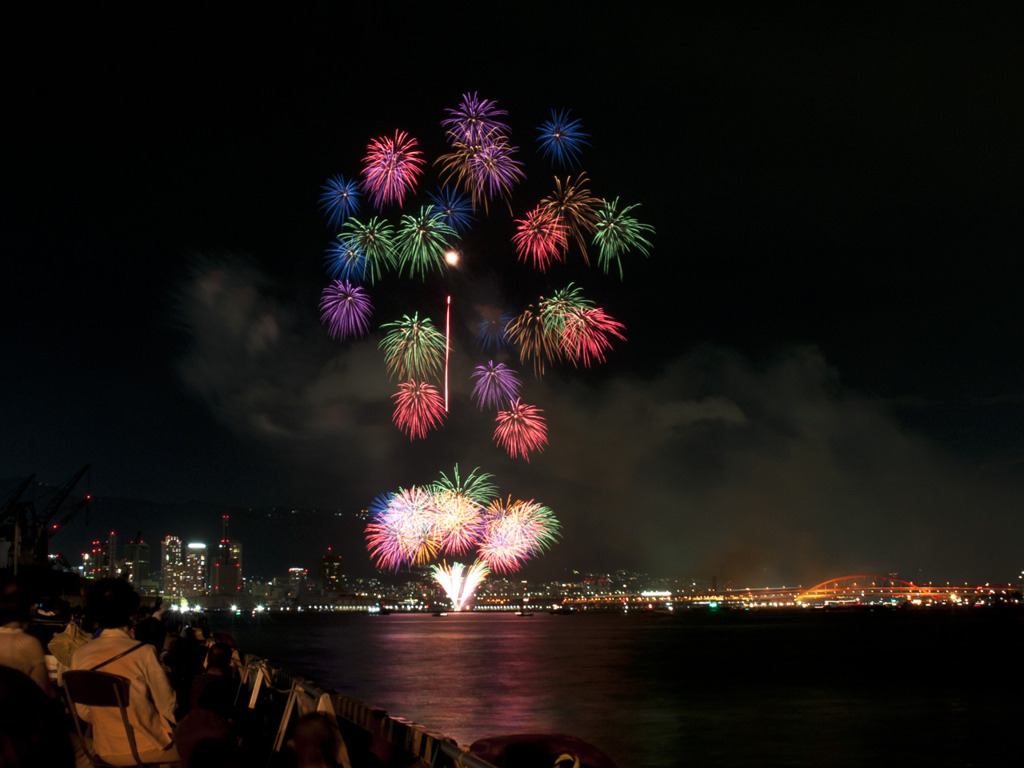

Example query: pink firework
[361,130,425,209]
[392,381,446,440]
[477,497,561,574]
[365,486,439,569]
[512,206,568,272]
[494,399,548,461]
[559,306,626,367]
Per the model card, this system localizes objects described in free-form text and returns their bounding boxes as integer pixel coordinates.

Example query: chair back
[63,669,131,708]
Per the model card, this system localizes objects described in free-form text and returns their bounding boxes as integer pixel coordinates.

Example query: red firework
[392,381,446,440]
[361,130,425,209]
[559,306,626,367]
[493,399,548,461]
[511,206,568,272]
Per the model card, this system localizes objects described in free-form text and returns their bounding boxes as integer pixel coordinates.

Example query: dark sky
[3,4,1023,586]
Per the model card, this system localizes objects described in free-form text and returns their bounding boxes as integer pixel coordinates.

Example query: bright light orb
[445,250,460,266]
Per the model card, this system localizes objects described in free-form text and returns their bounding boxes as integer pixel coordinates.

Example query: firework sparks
[478,497,561,574]
[441,92,510,145]
[541,174,601,262]
[319,280,373,340]
[428,185,476,235]
[365,487,440,569]
[512,206,568,272]
[361,130,425,210]
[494,399,548,461]
[379,313,446,382]
[431,561,490,611]
[507,304,561,376]
[318,174,362,230]
[476,313,513,353]
[593,197,655,279]
[470,361,522,411]
[340,217,397,284]
[436,134,525,214]
[394,205,457,279]
[324,238,368,283]
[536,108,590,168]
[430,466,496,555]
[559,306,626,367]
[392,381,446,440]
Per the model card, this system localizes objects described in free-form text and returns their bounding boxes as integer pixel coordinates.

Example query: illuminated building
[320,550,344,595]
[182,542,208,597]
[161,536,184,596]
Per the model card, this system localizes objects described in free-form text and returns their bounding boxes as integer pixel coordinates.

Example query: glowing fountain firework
[366,466,559,610]
[316,93,655,457]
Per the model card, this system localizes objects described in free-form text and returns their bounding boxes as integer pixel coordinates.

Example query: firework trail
[593,197,656,279]
[318,174,362,230]
[494,399,548,461]
[319,280,373,340]
[536,108,590,168]
[379,313,446,382]
[392,381,446,440]
[361,130,425,209]
[512,206,568,272]
[477,497,561,574]
[470,361,522,411]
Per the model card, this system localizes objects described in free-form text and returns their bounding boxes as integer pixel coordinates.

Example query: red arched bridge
[794,574,947,605]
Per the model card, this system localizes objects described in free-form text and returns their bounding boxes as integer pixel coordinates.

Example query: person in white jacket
[72,578,180,766]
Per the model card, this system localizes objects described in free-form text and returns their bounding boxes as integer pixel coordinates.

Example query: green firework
[593,198,655,279]
[394,205,457,280]
[379,312,446,382]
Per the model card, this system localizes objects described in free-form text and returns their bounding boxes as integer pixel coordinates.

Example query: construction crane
[0,465,91,572]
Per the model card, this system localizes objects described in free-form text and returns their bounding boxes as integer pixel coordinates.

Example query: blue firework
[536,108,590,168]
[325,238,369,283]
[476,313,513,353]
[428,186,476,234]
[318,174,362,230]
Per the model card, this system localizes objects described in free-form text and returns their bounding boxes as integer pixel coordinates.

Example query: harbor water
[220,607,1022,768]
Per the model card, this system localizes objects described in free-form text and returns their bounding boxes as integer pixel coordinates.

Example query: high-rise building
[212,515,243,595]
[85,532,118,579]
[123,536,150,588]
[161,536,184,596]
[182,543,208,597]
[320,550,344,595]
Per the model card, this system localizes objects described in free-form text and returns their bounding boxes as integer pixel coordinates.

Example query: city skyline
[4,6,1024,588]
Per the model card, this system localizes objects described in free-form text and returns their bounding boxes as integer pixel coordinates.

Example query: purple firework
[441,92,510,145]
[470,361,521,410]
[320,280,373,340]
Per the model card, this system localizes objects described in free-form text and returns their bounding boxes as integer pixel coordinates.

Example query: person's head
[0,665,75,767]
[291,713,344,768]
[85,578,141,629]
[0,578,30,626]
[134,616,167,650]
[206,642,233,673]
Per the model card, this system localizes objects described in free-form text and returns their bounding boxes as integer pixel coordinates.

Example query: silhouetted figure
[0,664,74,768]
[71,578,180,766]
[0,578,55,698]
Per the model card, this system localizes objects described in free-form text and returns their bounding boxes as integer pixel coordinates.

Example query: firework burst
[361,130,425,209]
[318,174,362,230]
[512,206,568,272]
[379,313,446,381]
[392,381,446,440]
[470,361,522,411]
[340,217,397,283]
[365,487,440,569]
[494,399,548,461]
[507,304,562,376]
[324,238,368,283]
[536,108,590,168]
[319,280,373,340]
[441,92,510,145]
[559,306,626,367]
[431,561,490,611]
[541,174,601,262]
[394,205,457,279]
[478,497,561,574]
[593,197,656,279]
[428,185,476,234]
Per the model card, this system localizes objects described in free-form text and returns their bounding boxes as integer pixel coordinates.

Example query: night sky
[4,5,1023,586]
